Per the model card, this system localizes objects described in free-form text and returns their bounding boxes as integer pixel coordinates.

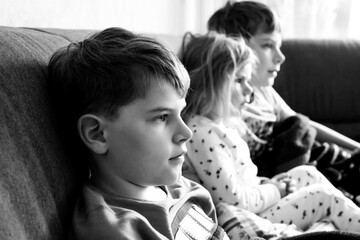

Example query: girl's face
[231,63,253,107]
[248,30,285,87]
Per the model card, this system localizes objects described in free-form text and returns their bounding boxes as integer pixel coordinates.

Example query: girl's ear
[78,114,108,154]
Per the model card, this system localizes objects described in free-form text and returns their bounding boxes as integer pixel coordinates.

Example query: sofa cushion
[0,26,92,240]
[275,39,360,140]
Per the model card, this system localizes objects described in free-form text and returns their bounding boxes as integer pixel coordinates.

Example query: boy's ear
[78,114,108,154]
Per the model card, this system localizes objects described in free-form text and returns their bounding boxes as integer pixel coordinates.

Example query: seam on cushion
[22,27,75,42]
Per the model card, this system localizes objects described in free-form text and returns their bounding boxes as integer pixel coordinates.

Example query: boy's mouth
[268,70,278,77]
[169,152,186,161]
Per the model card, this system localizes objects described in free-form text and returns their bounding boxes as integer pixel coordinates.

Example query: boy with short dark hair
[48,27,230,240]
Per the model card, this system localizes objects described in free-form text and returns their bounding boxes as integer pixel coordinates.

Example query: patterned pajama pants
[259,165,360,232]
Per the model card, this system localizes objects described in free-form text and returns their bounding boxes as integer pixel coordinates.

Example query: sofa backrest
[275,39,360,140]
[0,26,94,240]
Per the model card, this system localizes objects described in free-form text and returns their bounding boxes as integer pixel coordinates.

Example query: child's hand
[266,173,297,197]
[281,178,297,195]
[265,179,287,198]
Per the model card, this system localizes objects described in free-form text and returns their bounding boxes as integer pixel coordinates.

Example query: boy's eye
[154,114,169,122]
[263,43,274,49]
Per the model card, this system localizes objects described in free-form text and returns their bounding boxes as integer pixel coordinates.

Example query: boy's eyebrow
[147,103,187,113]
[257,35,281,43]
[147,107,173,113]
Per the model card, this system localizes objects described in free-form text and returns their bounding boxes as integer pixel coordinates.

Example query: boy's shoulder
[71,178,224,240]
[71,185,169,239]
[168,176,216,213]
[164,177,231,240]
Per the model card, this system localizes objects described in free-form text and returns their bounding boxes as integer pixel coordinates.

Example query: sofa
[1,26,360,239]
[275,40,360,142]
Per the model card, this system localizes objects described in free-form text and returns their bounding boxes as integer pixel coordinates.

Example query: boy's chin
[265,75,277,86]
[266,79,275,86]
[163,170,182,186]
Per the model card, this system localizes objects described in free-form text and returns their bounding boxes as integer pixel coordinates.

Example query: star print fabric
[184,115,360,232]
[185,115,281,214]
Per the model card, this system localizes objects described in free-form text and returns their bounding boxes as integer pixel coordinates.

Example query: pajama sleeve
[186,121,281,214]
[267,87,296,121]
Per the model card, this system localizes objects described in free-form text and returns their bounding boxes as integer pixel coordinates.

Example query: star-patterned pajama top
[185,115,281,214]
[184,115,360,232]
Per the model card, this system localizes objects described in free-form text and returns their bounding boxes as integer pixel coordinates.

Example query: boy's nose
[174,120,193,144]
[276,49,286,64]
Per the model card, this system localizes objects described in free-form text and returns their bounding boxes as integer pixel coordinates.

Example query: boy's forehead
[252,31,282,43]
[136,80,185,106]
[145,73,188,95]
[254,25,278,36]
[144,80,182,98]
[116,80,185,118]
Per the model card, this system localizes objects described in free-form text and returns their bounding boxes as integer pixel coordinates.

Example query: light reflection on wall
[1,0,359,39]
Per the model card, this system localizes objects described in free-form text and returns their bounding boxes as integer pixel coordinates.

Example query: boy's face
[102,80,192,187]
[248,30,285,87]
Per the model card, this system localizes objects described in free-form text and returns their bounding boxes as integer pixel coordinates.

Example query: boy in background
[207,1,360,189]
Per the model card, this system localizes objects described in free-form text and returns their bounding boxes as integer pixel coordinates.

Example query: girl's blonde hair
[179,31,255,122]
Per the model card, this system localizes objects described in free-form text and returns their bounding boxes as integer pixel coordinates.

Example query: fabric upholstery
[275,40,360,141]
[0,26,93,240]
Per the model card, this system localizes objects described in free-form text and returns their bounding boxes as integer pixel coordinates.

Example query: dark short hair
[48,27,190,161]
[208,1,281,40]
[49,27,189,121]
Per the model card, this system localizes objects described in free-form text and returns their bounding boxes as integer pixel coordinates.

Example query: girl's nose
[243,82,254,103]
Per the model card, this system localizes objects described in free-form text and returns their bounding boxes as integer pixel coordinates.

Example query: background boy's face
[102,80,192,187]
[248,30,285,87]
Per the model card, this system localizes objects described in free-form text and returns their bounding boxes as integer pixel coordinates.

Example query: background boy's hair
[207,1,281,40]
[47,27,190,164]
[179,32,254,121]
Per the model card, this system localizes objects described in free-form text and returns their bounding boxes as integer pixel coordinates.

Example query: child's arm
[310,120,360,150]
[268,87,296,120]
[186,123,281,214]
[272,87,360,150]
